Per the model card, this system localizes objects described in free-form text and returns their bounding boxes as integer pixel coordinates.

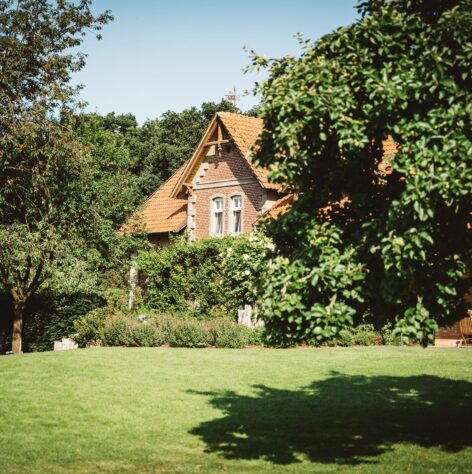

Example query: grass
[0,346,471,473]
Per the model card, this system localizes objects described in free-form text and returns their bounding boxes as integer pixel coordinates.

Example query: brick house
[123,112,466,345]
[123,112,289,244]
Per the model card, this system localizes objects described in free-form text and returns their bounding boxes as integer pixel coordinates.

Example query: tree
[0,1,111,353]
[252,0,471,346]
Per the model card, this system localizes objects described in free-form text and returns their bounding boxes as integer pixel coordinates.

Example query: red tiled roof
[217,113,281,191]
[260,193,296,222]
[121,164,188,234]
[122,114,399,234]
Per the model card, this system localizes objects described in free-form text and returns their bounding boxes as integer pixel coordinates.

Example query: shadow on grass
[189,372,472,465]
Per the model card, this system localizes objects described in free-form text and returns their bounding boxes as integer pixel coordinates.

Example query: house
[122,113,466,345]
[122,112,290,244]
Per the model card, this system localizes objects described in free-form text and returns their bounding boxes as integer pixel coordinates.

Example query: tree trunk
[11,301,25,354]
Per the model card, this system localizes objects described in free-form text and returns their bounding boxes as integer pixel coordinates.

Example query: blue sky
[74,0,359,123]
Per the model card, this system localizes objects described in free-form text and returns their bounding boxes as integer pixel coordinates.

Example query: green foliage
[138,236,228,315]
[258,220,365,346]
[0,0,112,116]
[0,0,113,352]
[251,0,472,346]
[380,322,402,346]
[164,317,212,348]
[393,298,438,347]
[73,307,108,348]
[21,290,105,352]
[209,318,250,349]
[338,324,382,347]
[221,233,273,308]
[97,313,252,349]
[138,233,271,316]
[247,327,267,346]
[101,316,164,348]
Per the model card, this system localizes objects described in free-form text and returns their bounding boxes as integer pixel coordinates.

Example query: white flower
[242,254,250,261]
[244,269,251,276]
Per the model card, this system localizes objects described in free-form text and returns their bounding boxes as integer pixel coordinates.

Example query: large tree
[0,1,111,353]
[252,0,471,346]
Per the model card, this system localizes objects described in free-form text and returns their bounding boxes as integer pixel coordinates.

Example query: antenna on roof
[224,87,240,107]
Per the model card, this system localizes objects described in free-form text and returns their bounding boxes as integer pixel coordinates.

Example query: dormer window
[231,195,242,235]
[211,197,224,236]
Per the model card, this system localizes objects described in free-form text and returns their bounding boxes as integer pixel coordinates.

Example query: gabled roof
[259,193,296,222]
[217,113,280,190]
[170,112,281,197]
[121,164,188,235]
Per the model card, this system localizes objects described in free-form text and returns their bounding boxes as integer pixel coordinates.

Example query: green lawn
[1,347,471,473]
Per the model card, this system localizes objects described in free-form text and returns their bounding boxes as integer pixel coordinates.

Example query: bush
[165,317,212,348]
[317,323,383,347]
[350,324,382,346]
[137,233,272,317]
[381,323,402,346]
[101,316,135,346]
[209,318,249,349]
[130,321,164,347]
[73,307,108,347]
[18,290,105,352]
[101,315,164,347]
[247,327,266,346]
[333,329,354,347]
[98,313,254,349]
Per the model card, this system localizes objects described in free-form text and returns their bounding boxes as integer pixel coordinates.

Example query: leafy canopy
[251,0,472,346]
[0,1,113,353]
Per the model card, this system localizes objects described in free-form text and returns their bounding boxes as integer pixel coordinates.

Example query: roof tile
[121,164,188,234]
[218,112,282,191]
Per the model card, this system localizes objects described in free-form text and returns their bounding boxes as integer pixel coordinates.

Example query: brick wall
[190,144,264,240]
[436,320,461,339]
[193,182,263,239]
[200,144,255,182]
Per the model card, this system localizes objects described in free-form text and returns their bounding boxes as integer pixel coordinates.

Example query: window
[212,197,224,236]
[231,195,242,235]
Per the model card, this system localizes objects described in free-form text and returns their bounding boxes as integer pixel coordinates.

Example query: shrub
[317,323,383,347]
[381,323,402,346]
[247,327,266,346]
[165,317,212,348]
[129,322,164,347]
[137,233,272,317]
[334,329,353,347]
[100,315,165,348]
[209,318,249,349]
[73,307,108,347]
[350,324,382,346]
[101,316,135,347]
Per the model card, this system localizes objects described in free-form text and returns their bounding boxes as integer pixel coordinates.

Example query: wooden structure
[459,314,472,347]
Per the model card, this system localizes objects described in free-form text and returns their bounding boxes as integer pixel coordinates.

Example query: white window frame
[210,196,225,237]
[230,194,243,235]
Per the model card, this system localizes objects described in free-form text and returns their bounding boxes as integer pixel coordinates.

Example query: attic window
[212,197,224,236]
